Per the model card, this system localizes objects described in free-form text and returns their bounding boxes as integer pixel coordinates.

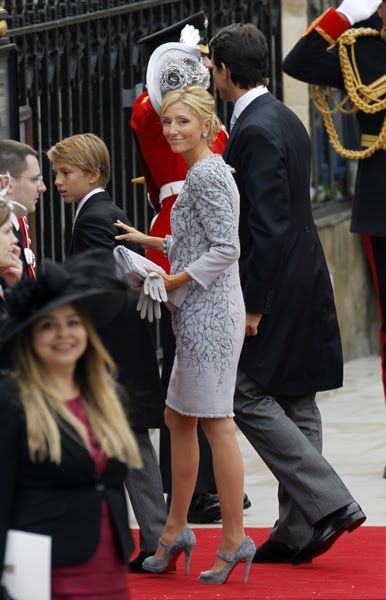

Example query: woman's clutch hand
[145,268,192,292]
[114,220,149,247]
[144,272,168,302]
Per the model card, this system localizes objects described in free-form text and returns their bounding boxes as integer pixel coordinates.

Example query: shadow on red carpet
[128,526,386,599]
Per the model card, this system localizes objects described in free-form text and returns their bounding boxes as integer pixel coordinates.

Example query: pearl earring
[202,132,208,139]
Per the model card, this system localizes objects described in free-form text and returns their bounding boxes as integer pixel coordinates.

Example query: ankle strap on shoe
[216,550,234,563]
[159,538,168,549]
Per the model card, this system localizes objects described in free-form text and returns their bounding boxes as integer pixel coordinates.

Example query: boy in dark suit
[47,133,167,570]
[209,23,365,566]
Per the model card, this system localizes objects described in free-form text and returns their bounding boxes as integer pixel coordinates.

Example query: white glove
[137,288,151,321]
[136,288,162,322]
[143,272,168,303]
[337,0,382,25]
[113,246,166,287]
[179,24,200,46]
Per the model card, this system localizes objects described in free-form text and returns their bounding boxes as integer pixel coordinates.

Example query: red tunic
[131,91,228,272]
[51,398,130,599]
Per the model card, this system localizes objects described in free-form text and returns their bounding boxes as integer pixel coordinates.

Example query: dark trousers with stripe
[362,234,386,400]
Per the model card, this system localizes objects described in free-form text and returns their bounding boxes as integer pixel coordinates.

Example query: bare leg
[153,407,199,559]
[200,417,246,571]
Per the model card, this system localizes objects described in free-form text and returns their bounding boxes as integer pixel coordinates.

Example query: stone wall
[281,0,310,131]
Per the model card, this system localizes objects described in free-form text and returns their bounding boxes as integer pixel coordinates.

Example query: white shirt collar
[230,85,269,129]
[74,187,105,222]
[10,211,19,230]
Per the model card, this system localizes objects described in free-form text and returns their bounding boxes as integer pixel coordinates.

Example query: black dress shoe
[243,492,252,510]
[187,493,221,523]
[292,502,366,565]
[165,492,221,524]
[129,551,155,573]
[185,492,252,524]
[128,551,176,573]
[252,539,301,563]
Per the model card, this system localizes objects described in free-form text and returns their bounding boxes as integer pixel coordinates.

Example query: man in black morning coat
[209,23,365,566]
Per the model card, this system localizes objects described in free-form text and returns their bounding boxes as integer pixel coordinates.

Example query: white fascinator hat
[146,42,210,115]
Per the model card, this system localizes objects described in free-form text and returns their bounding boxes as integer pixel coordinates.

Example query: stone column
[281,0,310,132]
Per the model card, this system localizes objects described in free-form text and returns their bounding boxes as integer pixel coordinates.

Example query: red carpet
[128,527,386,599]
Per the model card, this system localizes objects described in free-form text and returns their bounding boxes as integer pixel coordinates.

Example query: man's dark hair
[209,23,269,89]
[0,140,37,177]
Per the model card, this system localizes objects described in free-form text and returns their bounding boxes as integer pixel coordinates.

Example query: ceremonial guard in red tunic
[284,1,386,406]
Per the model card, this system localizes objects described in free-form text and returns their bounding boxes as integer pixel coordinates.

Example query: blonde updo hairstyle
[161,86,221,144]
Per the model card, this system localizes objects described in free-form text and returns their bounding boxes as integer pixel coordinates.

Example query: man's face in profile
[11,154,46,214]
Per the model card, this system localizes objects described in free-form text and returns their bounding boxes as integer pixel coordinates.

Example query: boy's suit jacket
[0,378,132,572]
[69,190,163,429]
[223,92,343,395]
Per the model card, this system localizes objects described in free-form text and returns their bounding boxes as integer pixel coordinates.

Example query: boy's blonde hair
[161,86,221,144]
[47,133,111,187]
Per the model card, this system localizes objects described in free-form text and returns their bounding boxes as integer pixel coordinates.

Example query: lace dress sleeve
[184,158,240,290]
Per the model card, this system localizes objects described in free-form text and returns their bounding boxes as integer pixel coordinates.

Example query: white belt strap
[159,180,185,203]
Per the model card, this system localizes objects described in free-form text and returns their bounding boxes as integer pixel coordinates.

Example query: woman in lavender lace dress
[116,86,254,583]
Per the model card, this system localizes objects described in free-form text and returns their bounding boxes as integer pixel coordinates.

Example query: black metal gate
[5,0,282,262]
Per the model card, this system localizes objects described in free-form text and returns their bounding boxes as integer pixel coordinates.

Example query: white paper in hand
[1,530,51,600]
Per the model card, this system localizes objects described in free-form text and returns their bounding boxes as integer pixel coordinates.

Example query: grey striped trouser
[125,429,167,552]
[234,370,353,548]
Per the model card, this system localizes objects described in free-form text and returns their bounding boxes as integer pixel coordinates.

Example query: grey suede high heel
[142,527,196,575]
[198,536,256,584]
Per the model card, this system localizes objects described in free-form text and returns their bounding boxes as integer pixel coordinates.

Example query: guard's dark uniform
[283,8,386,399]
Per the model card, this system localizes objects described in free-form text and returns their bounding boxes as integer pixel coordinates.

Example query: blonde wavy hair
[161,86,221,144]
[12,305,141,468]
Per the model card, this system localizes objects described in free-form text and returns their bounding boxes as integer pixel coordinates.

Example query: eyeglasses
[12,174,44,186]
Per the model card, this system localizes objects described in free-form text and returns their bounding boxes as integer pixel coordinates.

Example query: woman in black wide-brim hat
[0,253,141,600]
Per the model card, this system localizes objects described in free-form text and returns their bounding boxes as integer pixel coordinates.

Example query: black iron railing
[5,0,282,261]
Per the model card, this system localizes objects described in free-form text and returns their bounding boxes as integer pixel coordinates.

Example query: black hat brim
[138,11,207,53]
